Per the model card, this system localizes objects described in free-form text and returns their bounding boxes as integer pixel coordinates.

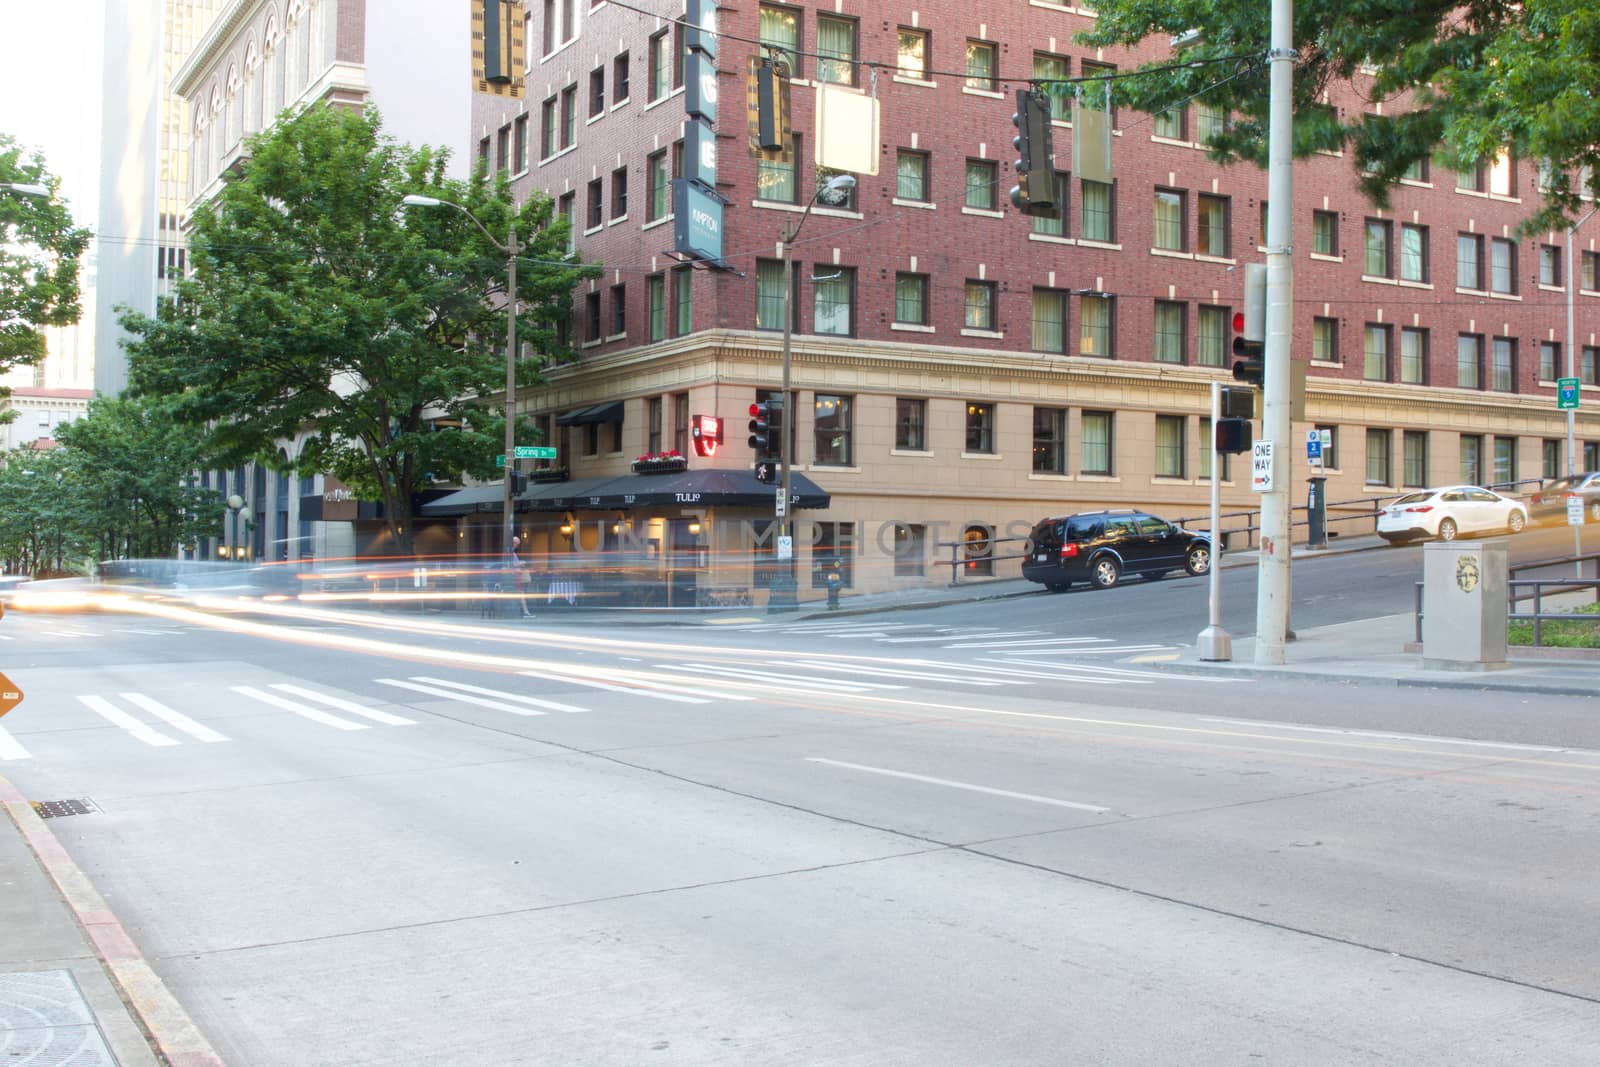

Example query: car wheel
[1185,545,1211,576]
[1437,518,1458,541]
[1090,557,1121,589]
[1508,511,1526,534]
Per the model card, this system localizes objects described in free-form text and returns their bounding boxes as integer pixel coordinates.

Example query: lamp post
[1,183,50,198]
[402,194,520,559]
[1564,204,1597,570]
[772,173,855,612]
[225,493,249,561]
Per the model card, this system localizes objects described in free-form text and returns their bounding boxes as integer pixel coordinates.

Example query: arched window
[962,524,994,577]
[209,84,224,173]
[264,18,282,117]
[244,40,261,134]
[224,63,241,149]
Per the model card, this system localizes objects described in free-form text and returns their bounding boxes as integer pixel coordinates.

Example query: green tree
[0,447,77,576]
[1078,0,1600,233]
[120,104,595,554]
[0,133,90,393]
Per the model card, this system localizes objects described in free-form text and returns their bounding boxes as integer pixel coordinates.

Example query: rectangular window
[1402,157,1428,183]
[1309,316,1338,364]
[1403,431,1428,487]
[965,159,997,210]
[1152,107,1184,140]
[496,124,511,172]
[895,273,927,325]
[1364,219,1392,277]
[1457,234,1484,290]
[673,392,689,456]
[1031,288,1066,353]
[894,523,926,577]
[1033,52,1070,120]
[1031,172,1068,236]
[540,98,557,159]
[1458,333,1484,389]
[1586,345,1600,386]
[586,178,603,229]
[757,133,798,203]
[613,52,631,103]
[1399,223,1427,282]
[560,86,576,149]
[896,150,929,201]
[964,281,995,331]
[558,191,576,252]
[1153,301,1185,364]
[1540,341,1559,381]
[1543,439,1561,479]
[648,30,671,101]
[513,115,529,171]
[1366,428,1391,486]
[647,151,669,222]
[1363,324,1391,381]
[1460,433,1484,485]
[1153,188,1185,251]
[1081,180,1113,241]
[1081,411,1113,476]
[1155,415,1186,478]
[896,29,928,80]
[1080,62,1117,123]
[813,267,854,336]
[1033,407,1066,473]
[814,394,853,466]
[1316,425,1340,470]
[1400,327,1427,384]
[646,274,665,341]
[1197,305,1228,367]
[1197,194,1229,257]
[672,267,692,336]
[1079,294,1113,357]
[589,67,605,117]
[610,166,627,219]
[964,40,997,91]
[585,291,601,340]
[965,402,994,453]
[1490,237,1516,294]
[1488,152,1514,196]
[647,397,662,454]
[1492,337,1516,392]
[755,259,786,330]
[609,283,626,336]
[1584,251,1599,291]
[816,15,857,86]
[759,5,800,77]
[1493,437,1516,485]
[1312,210,1338,256]
[895,398,926,451]
[1540,245,1561,286]
[1457,163,1484,192]
[1194,102,1226,144]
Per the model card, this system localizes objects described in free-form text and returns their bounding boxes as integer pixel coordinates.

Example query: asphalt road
[2,541,1598,1064]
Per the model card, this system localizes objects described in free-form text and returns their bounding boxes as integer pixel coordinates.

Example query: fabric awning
[554,401,625,426]
[526,467,829,512]
[417,484,511,517]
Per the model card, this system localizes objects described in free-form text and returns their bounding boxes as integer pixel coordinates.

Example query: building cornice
[173,0,260,98]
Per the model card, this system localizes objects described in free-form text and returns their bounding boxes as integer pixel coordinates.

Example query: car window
[1393,492,1431,506]
[1106,520,1137,538]
[1441,490,1466,502]
[1464,489,1496,502]
[1136,517,1169,535]
[1066,518,1100,539]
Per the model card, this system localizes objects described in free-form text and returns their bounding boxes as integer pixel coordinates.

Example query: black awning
[417,484,509,517]
[554,401,625,426]
[526,467,829,512]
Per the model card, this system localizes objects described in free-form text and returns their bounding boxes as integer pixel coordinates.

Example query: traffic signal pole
[1256,0,1296,664]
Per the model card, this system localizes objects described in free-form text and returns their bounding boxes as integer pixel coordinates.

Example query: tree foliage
[0,133,90,387]
[120,104,596,554]
[1078,0,1600,233]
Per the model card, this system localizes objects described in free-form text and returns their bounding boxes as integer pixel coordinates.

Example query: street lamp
[772,172,855,612]
[1,183,50,198]
[225,493,250,562]
[402,193,521,560]
[1564,203,1597,570]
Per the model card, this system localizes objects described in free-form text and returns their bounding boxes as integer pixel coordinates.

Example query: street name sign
[1558,377,1581,410]
[496,446,558,466]
[1251,440,1275,493]
[0,672,22,719]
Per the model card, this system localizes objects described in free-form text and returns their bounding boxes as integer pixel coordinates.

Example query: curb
[1146,654,1600,698]
[0,776,226,1067]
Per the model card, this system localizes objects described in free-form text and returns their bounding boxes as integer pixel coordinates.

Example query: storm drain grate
[32,799,96,819]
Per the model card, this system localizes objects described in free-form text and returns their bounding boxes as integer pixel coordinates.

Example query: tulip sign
[0,672,22,719]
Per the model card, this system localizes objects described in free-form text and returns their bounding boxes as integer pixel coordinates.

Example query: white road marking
[118,693,229,743]
[0,725,30,760]
[665,663,902,693]
[0,634,13,641]
[877,630,1048,644]
[974,643,1173,655]
[77,695,181,747]
[45,629,95,638]
[405,676,587,714]
[904,660,1125,686]
[1199,717,1587,752]
[788,660,1025,687]
[1002,658,1243,683]
[374,678,547,715]
[942,637,1115,649]
[230,685,368,731]
[806,757,1111,813]
[115,628,183,636]
[269,684,418,725]
[528,665,732,704]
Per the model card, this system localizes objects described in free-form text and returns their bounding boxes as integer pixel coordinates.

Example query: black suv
[1022,510,1213,591]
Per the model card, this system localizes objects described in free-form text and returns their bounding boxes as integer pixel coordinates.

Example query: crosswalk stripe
[787,660,1024,687]
[269,684,417,725]
[1001,658,1240,683]
[46,629,95,638]
[406,676,586,714]
[0,725,30,760]
[0,634,13,641]
[986,644,1172,655]
[943,638,1117,649]
[903,660,1124,686]
[230,685,368,730]
[77,695,181,746]
[375,678,548,715]
[876,630,1048,644]
[118,693,229,743]
[523,666,718,704]
[666,663,901,693]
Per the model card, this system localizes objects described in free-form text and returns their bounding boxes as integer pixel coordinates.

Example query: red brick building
[467,0,1600,600]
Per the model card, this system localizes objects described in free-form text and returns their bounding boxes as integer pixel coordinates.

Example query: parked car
[1376,485,1528,544]
[1522,472,1600,525]
[1022,510,1212,591]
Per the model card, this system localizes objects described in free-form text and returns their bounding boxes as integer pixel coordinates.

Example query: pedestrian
[508,535,532,617]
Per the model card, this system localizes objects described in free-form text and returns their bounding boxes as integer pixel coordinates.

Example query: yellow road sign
[0,672,21,719]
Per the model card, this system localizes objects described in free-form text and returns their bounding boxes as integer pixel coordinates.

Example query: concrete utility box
[1422,540,1509,670]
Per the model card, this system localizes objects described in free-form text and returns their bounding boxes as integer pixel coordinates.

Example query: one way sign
[1251,440,1275,493]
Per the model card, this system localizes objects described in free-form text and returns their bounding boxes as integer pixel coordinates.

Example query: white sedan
[1377,485,1528,544]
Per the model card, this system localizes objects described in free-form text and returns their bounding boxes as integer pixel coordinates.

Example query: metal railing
[1413,552,1600,646]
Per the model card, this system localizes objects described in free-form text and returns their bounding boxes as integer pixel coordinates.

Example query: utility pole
[1255,0,1296,665]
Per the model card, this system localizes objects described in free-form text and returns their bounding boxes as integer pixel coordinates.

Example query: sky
[1,5,106,227]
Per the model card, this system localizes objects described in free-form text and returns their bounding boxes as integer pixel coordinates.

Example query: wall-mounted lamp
[688,521,703,536]
[559,522,574,536]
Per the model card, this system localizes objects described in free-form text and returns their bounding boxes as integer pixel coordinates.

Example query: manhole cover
[0,970,117,1066]
[32,799,96,819]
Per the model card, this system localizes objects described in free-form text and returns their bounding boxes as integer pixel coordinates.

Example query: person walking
[507,535,532,617]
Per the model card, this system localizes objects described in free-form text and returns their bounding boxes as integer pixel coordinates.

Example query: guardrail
[1412,551,1600,646]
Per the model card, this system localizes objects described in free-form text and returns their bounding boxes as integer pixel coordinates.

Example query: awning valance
[554,401,625,426]
[528,468,829,512]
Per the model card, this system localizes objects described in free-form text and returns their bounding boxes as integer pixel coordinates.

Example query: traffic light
[510,470,528,494]
[1009,89,1057,217]
[1231,262,1266,386]
[748,398,783,457]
